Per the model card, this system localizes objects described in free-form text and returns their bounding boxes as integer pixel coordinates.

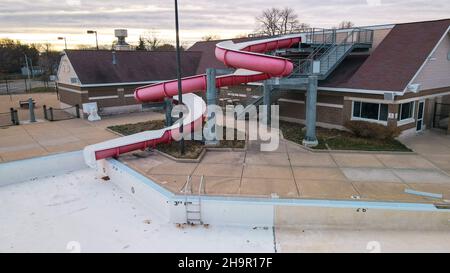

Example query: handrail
[183,175,193,195]
[199,176,205,195]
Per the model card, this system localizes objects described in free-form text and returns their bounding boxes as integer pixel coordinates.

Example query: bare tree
[202,34,221,41]
[337,21,355,29]
[256,8,281,36]
[279,7,300,34]
[256,7,306,35]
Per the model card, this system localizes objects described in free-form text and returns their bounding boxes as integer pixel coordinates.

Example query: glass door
[416,101,425,132]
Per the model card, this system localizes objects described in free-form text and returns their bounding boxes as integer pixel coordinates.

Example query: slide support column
[263,81,272,125]
[164,98,173,127]
[205,68,219,145]
[303,75,318,147]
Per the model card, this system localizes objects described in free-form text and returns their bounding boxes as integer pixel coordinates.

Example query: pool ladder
[182,175,205,225]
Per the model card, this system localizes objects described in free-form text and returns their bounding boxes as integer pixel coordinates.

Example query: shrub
[345,121,401,140]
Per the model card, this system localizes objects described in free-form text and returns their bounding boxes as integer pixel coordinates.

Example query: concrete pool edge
[1,151,449,230]
[106,158,450,230]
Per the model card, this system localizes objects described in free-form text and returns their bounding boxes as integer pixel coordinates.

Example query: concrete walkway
[122,131,450,204]
[0,111,163,162]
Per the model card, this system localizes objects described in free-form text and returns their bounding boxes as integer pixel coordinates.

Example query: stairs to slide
[286,27,373,80]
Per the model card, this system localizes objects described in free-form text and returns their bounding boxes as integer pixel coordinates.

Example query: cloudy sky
[0,0,449,50]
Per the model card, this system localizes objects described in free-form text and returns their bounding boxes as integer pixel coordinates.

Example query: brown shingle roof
[320,54,369,87]
[65,50,202,85]
[188,39,229,74]
[338,19,450,91]
[188,37,264,74]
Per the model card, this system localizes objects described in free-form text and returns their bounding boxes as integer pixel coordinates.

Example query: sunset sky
[1,0,449,50]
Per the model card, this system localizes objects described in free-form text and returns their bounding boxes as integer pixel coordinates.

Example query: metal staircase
[182,175,205,225]
[234,85,283,120]
[286,27,374,80]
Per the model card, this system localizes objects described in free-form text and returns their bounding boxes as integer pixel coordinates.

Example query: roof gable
[340,19,450,91]
[65,50,202,85]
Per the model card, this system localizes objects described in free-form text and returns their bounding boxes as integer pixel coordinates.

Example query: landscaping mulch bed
[108,120,246,159]
[280,121,412,152]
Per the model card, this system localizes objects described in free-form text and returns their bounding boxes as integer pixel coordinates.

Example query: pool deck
[0,111,163,162]
[121,131,450,204]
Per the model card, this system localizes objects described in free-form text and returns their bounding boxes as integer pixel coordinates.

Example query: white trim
[319,86,403,95]
[404,26,450,93]
[81,81,160,88]
[278,98,305,104]
[58,86,88,94]
[124,94,135,98]
[345,96,390,104]
[317,102,344,109]
[89,95,119,100]
[397,101,415,124]
[351,116,388,126]
[351,100,389,125]
[416,100,426,132]
[397,118,415,127]
[279,116,347,131]
[278,98,344,109]
[345,90,450,104]
[395,90,450,104]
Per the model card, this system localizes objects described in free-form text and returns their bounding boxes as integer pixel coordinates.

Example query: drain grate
[434,203,450,210]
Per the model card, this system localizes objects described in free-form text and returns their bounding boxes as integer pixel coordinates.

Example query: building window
[398,101,415,121]
[352,101,389,123]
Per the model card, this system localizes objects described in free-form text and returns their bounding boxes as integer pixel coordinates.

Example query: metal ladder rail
[183,175,205,225]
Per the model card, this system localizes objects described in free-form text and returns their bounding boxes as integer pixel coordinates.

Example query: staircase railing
[318,28,373,77]
[290,27,373,78]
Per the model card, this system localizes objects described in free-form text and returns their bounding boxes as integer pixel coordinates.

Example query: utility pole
[58,37,67,50]
[24,54,31,91]
[87,30,99,50]
[174,0,185,155]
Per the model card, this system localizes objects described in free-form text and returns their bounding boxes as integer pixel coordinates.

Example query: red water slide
[83,35,301,167]
[134,35,301,102]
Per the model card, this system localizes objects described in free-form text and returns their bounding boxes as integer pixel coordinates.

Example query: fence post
[10,108,15,125]
[13,110,19,125]
[75,104,80,118]
[43,105,48,120]
[49,107,54,121]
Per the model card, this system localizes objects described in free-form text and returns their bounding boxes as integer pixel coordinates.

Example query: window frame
[397,101,416,126]
[351,100,389,125]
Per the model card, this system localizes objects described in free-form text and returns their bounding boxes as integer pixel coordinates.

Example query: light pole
[174,0,184,155]
[87,30,99,50]
[57,37,67,50]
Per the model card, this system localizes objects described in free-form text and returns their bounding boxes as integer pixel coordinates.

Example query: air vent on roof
[112,51,117,65]
[384,92,395,101]
[407,84,421,93]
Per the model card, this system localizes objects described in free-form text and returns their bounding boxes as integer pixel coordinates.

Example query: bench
[19,99,36,109]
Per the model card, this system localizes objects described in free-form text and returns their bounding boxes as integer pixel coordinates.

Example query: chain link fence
[43,104,80,122]
[0,108,19,127]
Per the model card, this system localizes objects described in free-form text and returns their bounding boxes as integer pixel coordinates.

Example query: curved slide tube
[83,34,302,168]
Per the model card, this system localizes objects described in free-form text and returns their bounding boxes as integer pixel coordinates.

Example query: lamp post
[57,37,67,50]
[87,30,99,50]
[174,0,185,155]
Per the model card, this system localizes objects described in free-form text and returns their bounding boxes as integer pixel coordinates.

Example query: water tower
[114,29,132,51]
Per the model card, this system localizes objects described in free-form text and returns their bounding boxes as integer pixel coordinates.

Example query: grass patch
[28,87,56,93]
[108,120,166,136]
[280,121,411,152]
[108,120,246,159]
